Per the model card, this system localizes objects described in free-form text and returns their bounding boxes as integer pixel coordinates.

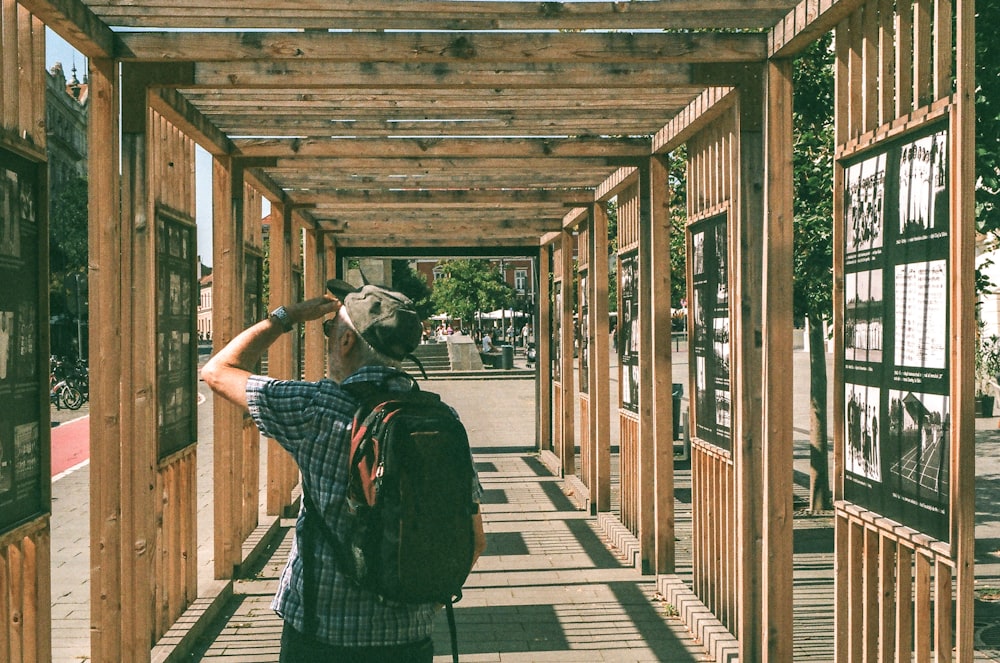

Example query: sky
[47,29,217,266]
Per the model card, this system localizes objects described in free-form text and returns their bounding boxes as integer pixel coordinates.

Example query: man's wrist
[268,306,295,333]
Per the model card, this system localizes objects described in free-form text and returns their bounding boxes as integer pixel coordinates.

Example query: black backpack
[301,375,477,660]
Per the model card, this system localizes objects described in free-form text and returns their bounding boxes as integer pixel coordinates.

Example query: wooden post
[120,72,158,659]
[733,68,766,662]
[953,0,976,656]
[213,156,245,579]
[559,230,576,476]
[88,57,125,662]
[537,243,553,453]
[649,156,676,574]
[266,202,296,515]
[303,228,326,381]
[761,59,794,663]
[590,203,612,513]
[637,162,657,573]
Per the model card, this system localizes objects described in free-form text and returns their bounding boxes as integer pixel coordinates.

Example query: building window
[515,269,527,293]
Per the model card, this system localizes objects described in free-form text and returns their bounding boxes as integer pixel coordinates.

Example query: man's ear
[339,327,358,354]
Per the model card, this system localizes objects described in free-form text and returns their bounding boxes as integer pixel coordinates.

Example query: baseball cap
[327,280,422,361]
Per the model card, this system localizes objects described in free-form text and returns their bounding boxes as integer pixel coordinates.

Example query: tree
[792,33,836,512]
[391,259,435,320]
[49,176,89,330]
[430,259,515,328]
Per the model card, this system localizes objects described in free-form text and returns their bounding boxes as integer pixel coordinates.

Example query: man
[202,282,487,663]
[481,330,493,353]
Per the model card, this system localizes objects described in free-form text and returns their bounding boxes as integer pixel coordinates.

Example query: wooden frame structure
[0,0,975,661]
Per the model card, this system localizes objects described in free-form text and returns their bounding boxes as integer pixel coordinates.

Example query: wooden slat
[2,0,18,131]
[895,0,914,114]
[897,544,915,659]
[877,0,895,126]
[16,0,117,58]
[913,0,933,108]
[915,552,932,662]
[935,559,952,662]
[848,519,864,662]
[878,535,897,663]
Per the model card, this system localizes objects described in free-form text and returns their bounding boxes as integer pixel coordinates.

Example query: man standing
[202,282,486,663]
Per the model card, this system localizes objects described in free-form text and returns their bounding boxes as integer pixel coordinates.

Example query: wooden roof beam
[90,0,797,31]
[170,62,698,90]
[234,137,651,159]
[19,0,117,59]
[318,217,563,235]
[117,30,768,64]
[330,234,543,250]
[284,189,595,206]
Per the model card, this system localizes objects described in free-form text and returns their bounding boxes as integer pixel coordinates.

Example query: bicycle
[50,356,85,410]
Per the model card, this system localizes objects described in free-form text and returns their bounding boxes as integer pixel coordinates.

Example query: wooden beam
[119,30,768,64]
[17,0,117,58]
[184,61,697,90]
[283,188,594,206]
[257,157,635,171]
[318,217,564,235]
[211,119,672,138]
[234,136,651,159]
[653,87,738,154]
[595,167,640,201]
[768,0,867,58]
[148,88,234,157]
[89,0,796,31]
[330,234,541,249]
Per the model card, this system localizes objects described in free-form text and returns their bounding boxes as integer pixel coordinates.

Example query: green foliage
[49,176,88,276]
[48,176,89,319]
[391,259,435,320]
[976,0,1000,234]
[430,259,515,327]
[666,146,689,308]
[792,34,835,325]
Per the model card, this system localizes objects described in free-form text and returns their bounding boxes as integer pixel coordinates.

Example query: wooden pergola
[0,0,976,661]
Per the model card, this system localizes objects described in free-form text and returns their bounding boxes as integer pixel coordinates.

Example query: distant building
[46,62,89,358]
[197,268,213,341]
[46,63,88,192]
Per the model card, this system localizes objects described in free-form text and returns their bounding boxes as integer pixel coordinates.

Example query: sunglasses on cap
[322,318,336,338]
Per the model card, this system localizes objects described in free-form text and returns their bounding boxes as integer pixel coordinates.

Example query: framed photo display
[157,210,199,459]
[842,120,951,542]
[619,251,640,412]
[0,150,46,533]
[688,213,731,451]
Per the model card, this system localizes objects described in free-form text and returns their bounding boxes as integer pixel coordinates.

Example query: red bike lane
[51,416,90,478]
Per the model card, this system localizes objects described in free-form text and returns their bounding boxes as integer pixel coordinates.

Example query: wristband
[268,306,295,333]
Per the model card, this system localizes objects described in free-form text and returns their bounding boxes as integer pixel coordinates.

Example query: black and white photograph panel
[845,152,886,259]
[845,269,884,364]
[898,130,948,240]
[846,382,882,482]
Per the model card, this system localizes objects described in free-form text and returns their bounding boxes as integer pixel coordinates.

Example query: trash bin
[672,383,683,440]
[500,345,514,370]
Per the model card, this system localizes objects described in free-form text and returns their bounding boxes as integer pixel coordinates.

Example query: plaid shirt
[246,366,482,647]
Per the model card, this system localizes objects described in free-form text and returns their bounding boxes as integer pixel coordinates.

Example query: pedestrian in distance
[202,281,487,663]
